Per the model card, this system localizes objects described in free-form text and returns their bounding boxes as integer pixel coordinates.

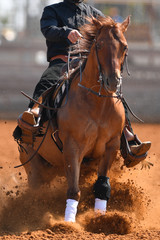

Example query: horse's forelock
[97,16,116,27]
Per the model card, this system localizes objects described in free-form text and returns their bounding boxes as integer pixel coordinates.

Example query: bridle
[77,34,143,123]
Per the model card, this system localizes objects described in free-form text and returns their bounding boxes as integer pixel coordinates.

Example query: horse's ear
[91,16,102,30]
[121,16,131,32]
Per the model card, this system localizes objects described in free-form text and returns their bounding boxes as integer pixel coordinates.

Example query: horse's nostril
[117,77,122,88]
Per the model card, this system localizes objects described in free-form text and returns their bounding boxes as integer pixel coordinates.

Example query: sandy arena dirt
[0,120,160,240]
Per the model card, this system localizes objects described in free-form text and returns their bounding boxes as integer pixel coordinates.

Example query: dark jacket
[40,0,104,62]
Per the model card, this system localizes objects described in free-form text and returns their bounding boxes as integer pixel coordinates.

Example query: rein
[77,38,143,123]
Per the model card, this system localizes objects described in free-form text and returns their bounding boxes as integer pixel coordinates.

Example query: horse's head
[92,16,130,93]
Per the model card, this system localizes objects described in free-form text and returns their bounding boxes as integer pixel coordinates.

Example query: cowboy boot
[123,126,151,156]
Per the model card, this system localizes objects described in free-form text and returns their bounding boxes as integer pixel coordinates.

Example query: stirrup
[120,132,148,168]
[18,111,40,132]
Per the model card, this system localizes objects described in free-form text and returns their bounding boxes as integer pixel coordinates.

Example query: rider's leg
[22,58,82,125]
[21,59,66,125]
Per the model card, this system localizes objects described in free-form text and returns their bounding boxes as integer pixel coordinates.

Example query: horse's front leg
[93,137,120,214]
[63,140,82,222]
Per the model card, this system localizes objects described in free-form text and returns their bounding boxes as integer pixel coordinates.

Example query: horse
[17,16,130,222]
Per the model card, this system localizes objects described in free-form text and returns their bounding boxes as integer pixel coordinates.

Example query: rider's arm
[40,6,73,42]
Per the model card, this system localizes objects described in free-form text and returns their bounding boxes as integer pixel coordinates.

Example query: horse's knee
[93,176,111,201]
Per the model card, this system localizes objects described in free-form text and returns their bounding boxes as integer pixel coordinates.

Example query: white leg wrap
[94,198,107,215]
[64,199,78,222]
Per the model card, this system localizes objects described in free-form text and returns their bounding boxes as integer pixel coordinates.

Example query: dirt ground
[0,120,160,240]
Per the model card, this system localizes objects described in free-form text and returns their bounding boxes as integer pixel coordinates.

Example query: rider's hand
[68,30,82,44]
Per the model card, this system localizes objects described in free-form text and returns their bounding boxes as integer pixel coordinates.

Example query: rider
[19,0,151,158]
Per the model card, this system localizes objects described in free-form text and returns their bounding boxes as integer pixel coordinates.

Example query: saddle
[13,86,65,149]
[13,59,81,148]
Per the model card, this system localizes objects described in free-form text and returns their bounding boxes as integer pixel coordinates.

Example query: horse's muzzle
[104,75,122,93]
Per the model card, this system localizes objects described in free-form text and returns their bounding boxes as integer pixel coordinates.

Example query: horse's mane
[73,16,116,55]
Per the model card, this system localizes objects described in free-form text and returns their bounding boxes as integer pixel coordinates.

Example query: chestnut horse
[18,16,130,222]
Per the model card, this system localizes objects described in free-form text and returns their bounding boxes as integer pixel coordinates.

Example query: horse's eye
[96,40,104,49]
[124,46,128,51]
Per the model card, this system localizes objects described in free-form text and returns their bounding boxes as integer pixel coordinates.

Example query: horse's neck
[82,47,99,87]
[82,47,112,99]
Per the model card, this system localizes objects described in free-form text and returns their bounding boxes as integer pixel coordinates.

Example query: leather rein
[78,37,128,98]
[77,38,143,122]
